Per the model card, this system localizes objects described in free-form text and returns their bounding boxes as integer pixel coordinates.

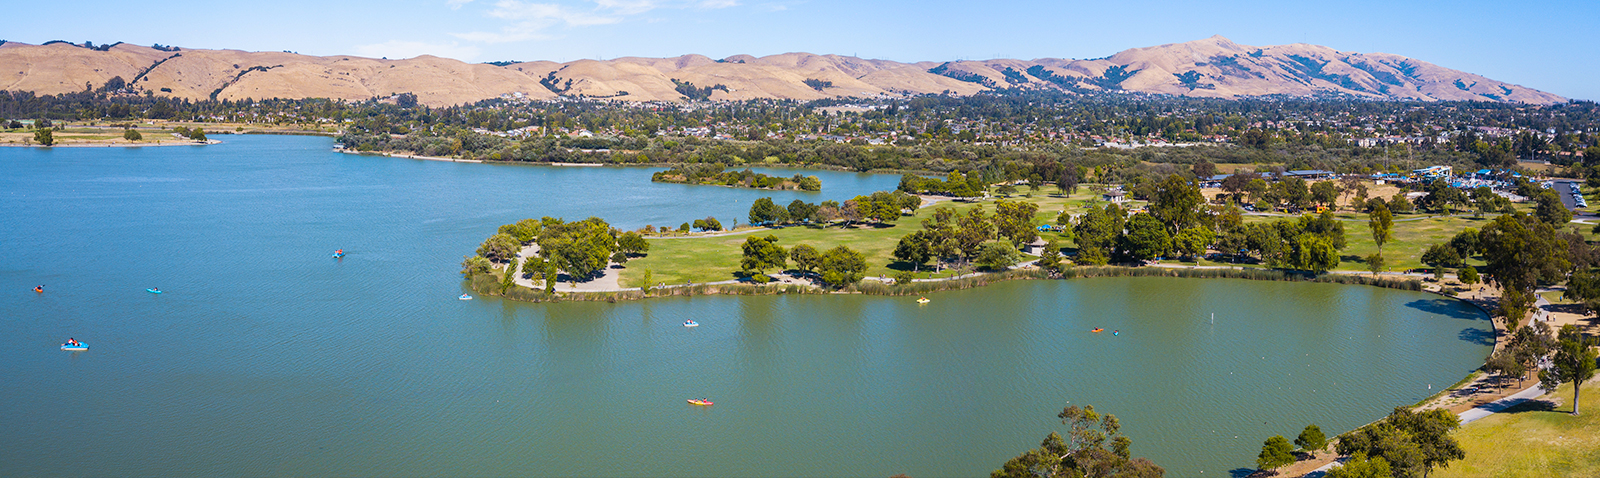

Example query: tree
[975,242,1022,271]
[1311,181,1340,207]
[1291,234,1339,273]
[893,230,935,270]
[739,235,787,278]
[123,128,142,141]
[1366,253,1386,276]
[1257,435,1296,472]
[818,246,867,287]
[1150,174,1204,233]
[1369,203,1393,255]
[1296,424,1328,453]
[188,127,207,141]
[1458,266,1479,285]
[1540,324,1599,416]
[616,231,649,255]
[1192,161,1217,179]
[1120,213,1171,262]
[1335,407,1461,478]
[1038,240,1064,273]
[476,233,520,264]
[788,200,820,224]
[992,405,1165,478]
[1325,454,1394,478]
[702,217,723,231]
[1479,212,1570,307]
[789,244,822,274]
[748,197,788,226]
[33,128,53,146]
[1074,203,1124,264]
[1171,227,1215,261]
[1388,192,1414,213]
[536,217,616,284]
[994,199,1040,246]
[1421,244,1464,270]
[460,255,492,276]
[1534,189,1574,226]
[795,175,821,191]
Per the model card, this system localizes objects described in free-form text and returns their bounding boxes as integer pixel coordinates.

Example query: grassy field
[1433,379,1600,478]
[619,182,1548,287]
[0,121,333,146]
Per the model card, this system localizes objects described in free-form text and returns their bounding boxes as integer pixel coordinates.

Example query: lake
[0,135,1492,476]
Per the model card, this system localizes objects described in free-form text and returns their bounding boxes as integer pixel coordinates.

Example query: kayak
[1091,328,1104,333]
[61,342,88,351]
[916,297,930,304]
[687,399,713,406]
[683,320,698,327]
[459,294,473,300]
[147,288,162,294]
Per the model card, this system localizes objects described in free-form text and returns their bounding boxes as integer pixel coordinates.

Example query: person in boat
[152,287,160,292]
[66,338,78,346]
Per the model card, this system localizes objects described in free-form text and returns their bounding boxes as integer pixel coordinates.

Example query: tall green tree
[818,246,867,287]
[994,199,1040,246]
[616,231,650,255]
[1369,203,1393,255]
[892,230,935,270]
[1150,174,1204,233]
[747,197,788,226]
[739,235,787,278]
[536,217,616,284]
[1121,213,1171,262]
[991,405,1164,478]
[33,128,53,146]
[1479,212,1570,306]
[1540,324,1599,416]
[789,244,822,274]
[476,233,521,264]
[1296,424,1328,452]
[975,242,1021,271]
[1257,435,1296,472]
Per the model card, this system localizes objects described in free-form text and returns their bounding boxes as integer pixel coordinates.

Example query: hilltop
[0,36,1564,106]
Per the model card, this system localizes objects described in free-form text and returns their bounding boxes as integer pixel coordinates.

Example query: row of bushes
[469,265,1421,304]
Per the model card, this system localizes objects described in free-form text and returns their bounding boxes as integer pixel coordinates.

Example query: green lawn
[1434,380,1600,478]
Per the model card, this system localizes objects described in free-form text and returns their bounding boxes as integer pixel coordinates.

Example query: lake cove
[0,135,1491,476]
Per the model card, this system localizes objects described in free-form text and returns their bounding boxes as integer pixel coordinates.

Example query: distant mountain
[0,36,1564,106]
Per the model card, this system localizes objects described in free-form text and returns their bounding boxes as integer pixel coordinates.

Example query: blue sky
[3,0,1596,99]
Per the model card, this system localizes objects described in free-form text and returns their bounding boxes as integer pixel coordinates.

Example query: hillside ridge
[0,36,1564,106]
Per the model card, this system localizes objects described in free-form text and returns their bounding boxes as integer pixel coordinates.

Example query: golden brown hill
[0,36,1564,106]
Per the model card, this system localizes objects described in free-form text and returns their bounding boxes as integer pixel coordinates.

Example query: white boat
[916,297,930,304]
[61,342,88,351]
[459,294,473,300]
[683,320,699,327]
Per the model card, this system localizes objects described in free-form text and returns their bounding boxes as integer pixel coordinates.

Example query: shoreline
[0,139,220,148]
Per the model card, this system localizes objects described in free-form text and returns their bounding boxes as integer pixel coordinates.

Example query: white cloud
[353,40,481,61]
[451,0,747,45]
[453,0,625,43]
[447,0,475,9]
[594,0,659,14]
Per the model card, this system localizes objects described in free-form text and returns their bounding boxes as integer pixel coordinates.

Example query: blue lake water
[0,135,1492,476]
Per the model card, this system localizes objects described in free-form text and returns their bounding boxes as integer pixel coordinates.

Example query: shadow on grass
[1404,298,1490,321]
[1499,398,1559,415]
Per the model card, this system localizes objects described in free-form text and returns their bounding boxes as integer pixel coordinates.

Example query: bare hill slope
[0,36,1563,105]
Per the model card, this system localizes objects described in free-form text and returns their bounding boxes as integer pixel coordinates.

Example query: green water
[0,136,1492,476]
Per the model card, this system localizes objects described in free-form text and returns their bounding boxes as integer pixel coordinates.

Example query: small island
[651,164,821,191]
